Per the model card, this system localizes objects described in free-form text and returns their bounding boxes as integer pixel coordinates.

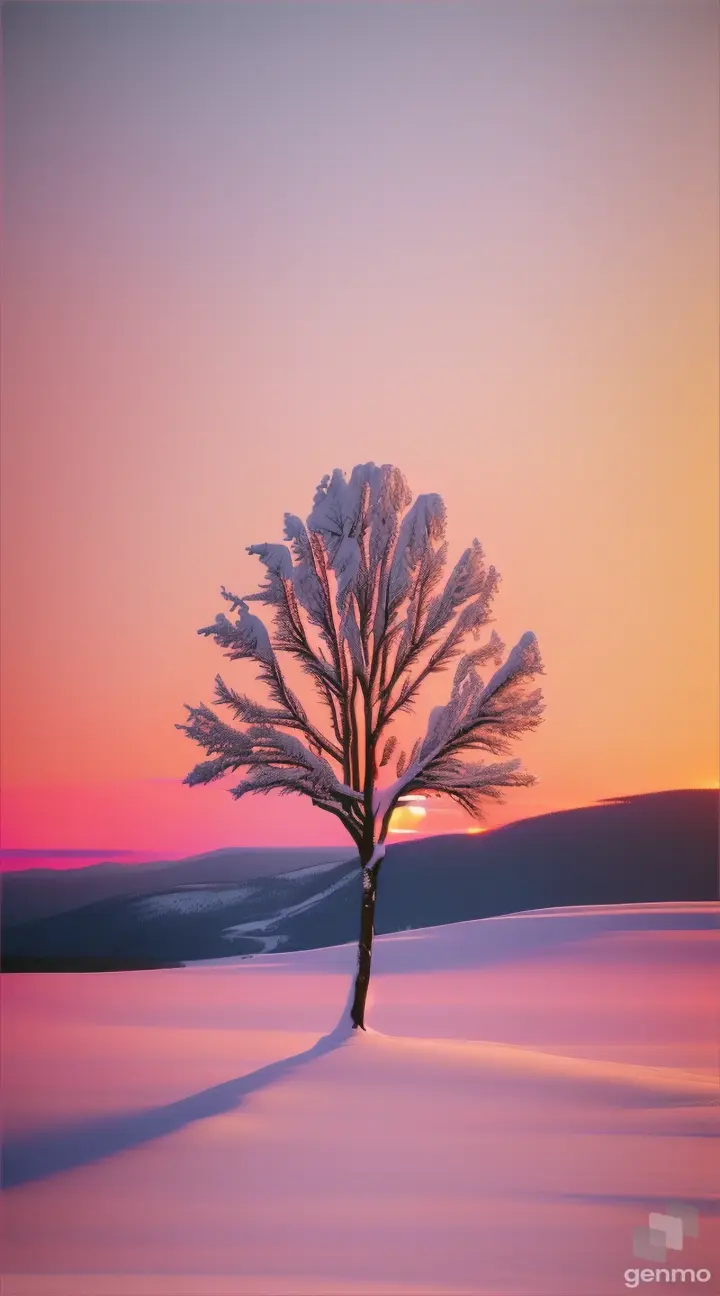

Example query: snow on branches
[178,463,545,856]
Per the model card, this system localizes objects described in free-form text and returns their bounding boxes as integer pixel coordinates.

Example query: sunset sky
[2,1,718,863]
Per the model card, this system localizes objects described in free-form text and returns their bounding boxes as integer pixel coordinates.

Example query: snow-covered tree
[177,464,544,1029]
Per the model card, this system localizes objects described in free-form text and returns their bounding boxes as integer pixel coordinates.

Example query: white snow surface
[221,869,355,942]
[278,858,353,880]
[2,902,718,1296]
[134,885,256,919]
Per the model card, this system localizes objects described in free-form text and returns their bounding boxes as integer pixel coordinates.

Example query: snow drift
[2,901,718,1295]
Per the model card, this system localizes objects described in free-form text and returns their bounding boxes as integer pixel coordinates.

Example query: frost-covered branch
[177,706,360,794]
[407,757,536,818]
[197,595,344,767]
[377,544,500,728]
[179,462,545,858]
[371,631,544,836]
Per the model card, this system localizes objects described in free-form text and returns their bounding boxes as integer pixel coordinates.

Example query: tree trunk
[350,849,383,1030]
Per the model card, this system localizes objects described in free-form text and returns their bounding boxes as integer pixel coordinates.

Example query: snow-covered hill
[3,790,718,971]
[2,902,718,1295]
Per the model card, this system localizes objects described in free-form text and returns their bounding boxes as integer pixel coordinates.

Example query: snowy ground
[2,902,718,1295]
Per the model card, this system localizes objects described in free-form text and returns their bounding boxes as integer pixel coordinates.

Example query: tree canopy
[178,463,544,861]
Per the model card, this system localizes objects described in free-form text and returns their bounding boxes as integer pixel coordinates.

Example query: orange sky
[2,2,718,857]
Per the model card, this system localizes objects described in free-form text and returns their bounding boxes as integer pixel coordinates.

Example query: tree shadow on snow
[2,981,357,1191]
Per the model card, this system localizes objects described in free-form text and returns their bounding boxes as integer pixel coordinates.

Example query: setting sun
[388,796,427,834]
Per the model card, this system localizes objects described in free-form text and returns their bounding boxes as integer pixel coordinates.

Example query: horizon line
[2,787,716,864]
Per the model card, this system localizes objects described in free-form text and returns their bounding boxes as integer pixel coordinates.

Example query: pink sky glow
[2,3,718,867]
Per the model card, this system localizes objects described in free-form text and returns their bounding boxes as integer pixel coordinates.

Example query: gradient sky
[2,1,718,860]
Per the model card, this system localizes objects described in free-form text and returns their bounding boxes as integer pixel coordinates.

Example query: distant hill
[2,790,717,971]
[0,846,355,926]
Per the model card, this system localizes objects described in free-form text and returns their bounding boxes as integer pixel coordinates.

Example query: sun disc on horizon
[389,799,427,834]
